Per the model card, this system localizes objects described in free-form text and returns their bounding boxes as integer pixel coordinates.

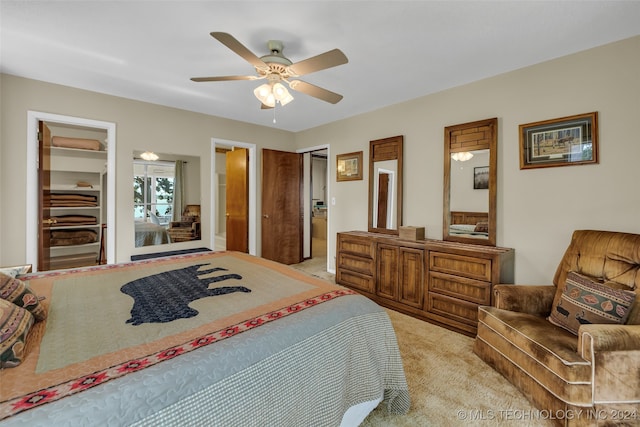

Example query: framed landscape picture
[519,112,598,169]
[336,151,363,181]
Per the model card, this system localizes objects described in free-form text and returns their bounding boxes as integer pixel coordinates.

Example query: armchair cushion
[477,306,592,405]
[548,271,636,335]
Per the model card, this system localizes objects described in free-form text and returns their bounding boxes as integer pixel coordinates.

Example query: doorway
[211,138,257,256]
[26,111,116,271]
[298,145,330,274]
[309,150,328,258]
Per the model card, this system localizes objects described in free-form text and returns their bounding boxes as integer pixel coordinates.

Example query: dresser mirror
[133,151,201,247]
[443,118,497,246]
[368,135,403,234]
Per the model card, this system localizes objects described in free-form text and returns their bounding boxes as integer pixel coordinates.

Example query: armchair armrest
[578,324,640,402]
[578,324,640,359]
[493,284,556,317]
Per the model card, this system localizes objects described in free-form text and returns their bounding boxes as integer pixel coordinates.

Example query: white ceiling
[2,1,640,132]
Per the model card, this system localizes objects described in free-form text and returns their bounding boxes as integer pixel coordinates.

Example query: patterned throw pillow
[0,272,47,321]
[0,299,35,368]
[474,222,489,233]
[548,271,636,335]
[0,265,32,278]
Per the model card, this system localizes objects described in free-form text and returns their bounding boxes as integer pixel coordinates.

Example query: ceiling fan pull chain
[273,104,277,124]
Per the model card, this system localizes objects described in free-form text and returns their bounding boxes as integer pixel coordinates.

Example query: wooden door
[399,247,425,308]
[261,149,302,264]
[38,122,52,271]
[376,243,398,300]
[226,148,249,252]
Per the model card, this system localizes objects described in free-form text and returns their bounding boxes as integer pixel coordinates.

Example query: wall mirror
[368,135,403,234]
[443,118,497,246]
[133,151,201,247]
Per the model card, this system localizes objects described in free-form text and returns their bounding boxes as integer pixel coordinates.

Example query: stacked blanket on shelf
[45,215,97,227]
[44,193,97,207]
[49,229,97,246]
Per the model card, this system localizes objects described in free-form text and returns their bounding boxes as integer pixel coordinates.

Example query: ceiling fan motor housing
[258,40,293,76]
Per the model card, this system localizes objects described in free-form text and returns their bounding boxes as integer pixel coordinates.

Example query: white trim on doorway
[26,111,116,271]
[211,138,257,256]
[297,144,331,274]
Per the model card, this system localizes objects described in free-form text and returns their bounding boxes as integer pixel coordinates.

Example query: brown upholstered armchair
[474,230,640,426]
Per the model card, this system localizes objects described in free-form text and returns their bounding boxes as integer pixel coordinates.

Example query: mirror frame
[368,135,403,234]
[443,118,497,246]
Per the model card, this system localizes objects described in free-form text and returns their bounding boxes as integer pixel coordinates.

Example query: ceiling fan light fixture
[451,152,474,162]
[254,83,276,107]
[254,83,271,100]
[273,82,294,106]
[140,151,159,161]
[254,82,293,107]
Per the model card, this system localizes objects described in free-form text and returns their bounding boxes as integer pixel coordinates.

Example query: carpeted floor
[292,258,554,427]
[361,309,554,426]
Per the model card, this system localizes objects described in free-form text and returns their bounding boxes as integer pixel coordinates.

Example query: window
[134,161,175,225]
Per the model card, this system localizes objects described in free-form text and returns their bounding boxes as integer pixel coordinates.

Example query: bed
[0,251,409,426]
[134,221,171,247]
[449,211,489,238]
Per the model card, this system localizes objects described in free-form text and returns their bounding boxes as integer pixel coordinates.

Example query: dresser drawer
[337,269,374,293]
[338,235,376,258]
[427,292,479,327]
[338,253,375,276]
[429,271,491,305]
[429,251,492,282]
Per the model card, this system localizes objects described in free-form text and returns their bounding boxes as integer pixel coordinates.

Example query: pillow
[0,299,35,368]
[0,272,47,321]
[474,222,489,233]
[149,212,161,225]
[0,264,32,278]
[548,271,636,335]
[450,224,476,233]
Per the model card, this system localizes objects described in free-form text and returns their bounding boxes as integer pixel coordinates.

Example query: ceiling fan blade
[191,75,259,82]
[287,49,348,76]
[260,103,274,110]
[288,80,343,104]
[210,32,269,72]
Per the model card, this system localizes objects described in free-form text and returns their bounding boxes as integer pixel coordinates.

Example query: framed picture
[474,166,489,189]
[336,151,363,181]
[519,112,598,169]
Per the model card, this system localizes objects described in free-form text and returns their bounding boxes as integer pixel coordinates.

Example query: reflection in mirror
[443,118,497,246]
[368,136,403,234]
[372,164,396,229]
[133,151,201,247]
[449,149,489,240]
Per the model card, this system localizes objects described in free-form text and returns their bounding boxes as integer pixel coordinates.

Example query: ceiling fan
[191,32,348,109]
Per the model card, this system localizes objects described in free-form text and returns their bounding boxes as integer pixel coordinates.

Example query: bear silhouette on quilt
[121,263,250,325]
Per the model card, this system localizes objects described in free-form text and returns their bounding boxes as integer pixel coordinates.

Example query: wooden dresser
[336,231,514,336]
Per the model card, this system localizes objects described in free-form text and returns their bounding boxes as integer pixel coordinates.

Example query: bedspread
[134,222,171,247]
[0,251,409,426]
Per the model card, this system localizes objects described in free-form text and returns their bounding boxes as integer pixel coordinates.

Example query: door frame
[211,138,257,256]
[26,111,117,270]
[297,144,331,272]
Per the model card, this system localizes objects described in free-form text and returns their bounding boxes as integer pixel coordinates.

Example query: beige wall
[0,75,294,265]
[295,35,640,283]
[2,36,639,283]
